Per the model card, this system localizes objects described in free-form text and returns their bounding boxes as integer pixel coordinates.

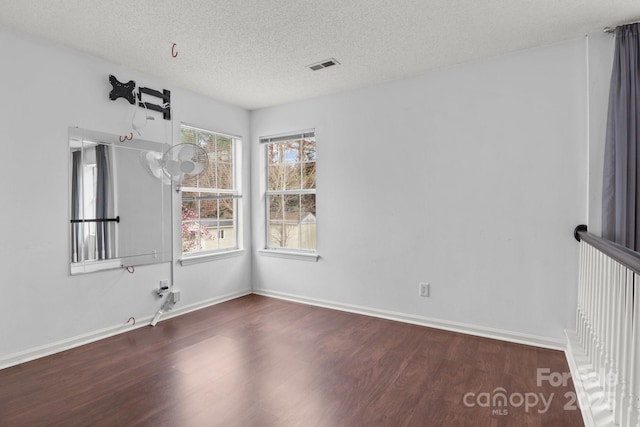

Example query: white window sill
[258,249,320,262]
[179,249,245,266]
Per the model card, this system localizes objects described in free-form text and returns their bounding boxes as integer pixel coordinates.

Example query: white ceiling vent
[308,58,340,71]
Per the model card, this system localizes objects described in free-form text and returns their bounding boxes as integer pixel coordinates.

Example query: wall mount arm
[138,87,171,120]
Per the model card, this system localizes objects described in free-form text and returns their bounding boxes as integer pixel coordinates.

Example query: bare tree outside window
[265,133,316,251]
[180,126,240,255]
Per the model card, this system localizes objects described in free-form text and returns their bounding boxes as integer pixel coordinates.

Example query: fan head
[139,150,171,184]
[161,143,209,187]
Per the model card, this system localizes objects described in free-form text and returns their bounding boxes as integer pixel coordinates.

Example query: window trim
[258,249,319,262]
[179,249,246,266]
[179,124,242,261]
[261,129,317,255]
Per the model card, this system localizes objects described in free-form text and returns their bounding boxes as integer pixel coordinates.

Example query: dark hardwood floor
[0,295,583,426]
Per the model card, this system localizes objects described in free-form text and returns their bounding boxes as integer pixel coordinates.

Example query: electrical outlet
[157,279,170,297]
[419,282,430,297]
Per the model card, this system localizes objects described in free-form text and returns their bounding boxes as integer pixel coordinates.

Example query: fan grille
[162,143,210,186]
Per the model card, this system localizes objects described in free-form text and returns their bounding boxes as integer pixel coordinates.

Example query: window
[262,131,316,252]
[180,125,241,256]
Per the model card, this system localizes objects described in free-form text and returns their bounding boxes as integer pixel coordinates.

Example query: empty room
[1,1,639,426]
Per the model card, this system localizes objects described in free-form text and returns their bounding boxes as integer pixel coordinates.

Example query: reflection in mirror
[69,127,172,274]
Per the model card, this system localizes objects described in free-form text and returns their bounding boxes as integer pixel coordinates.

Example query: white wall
[0,24,252,362]
[0,22,602,361]
[251,39,589,341]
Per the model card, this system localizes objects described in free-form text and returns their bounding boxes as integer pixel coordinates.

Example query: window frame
[179,124,243,263]
[261,130,318,259]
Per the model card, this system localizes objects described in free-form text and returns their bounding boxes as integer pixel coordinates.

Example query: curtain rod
[604,20,640,34]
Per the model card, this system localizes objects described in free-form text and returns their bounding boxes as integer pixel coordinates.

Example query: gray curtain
[602,23,640,250]
[95,144,111,260]
[71,150,82,262]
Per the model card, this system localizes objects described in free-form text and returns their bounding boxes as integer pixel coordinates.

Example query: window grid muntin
[264,133,316,252]
[180,125,241,255]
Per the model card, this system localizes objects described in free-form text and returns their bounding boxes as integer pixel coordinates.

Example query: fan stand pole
[150,292,177,326]
[150,113,178,327]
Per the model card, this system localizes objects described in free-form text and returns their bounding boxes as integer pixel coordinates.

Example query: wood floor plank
[0,294,584,426]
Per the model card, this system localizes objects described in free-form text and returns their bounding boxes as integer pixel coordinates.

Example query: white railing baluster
[613,266,627,425]
[577,242,585,344]
[597,256,610,388]
[574,231,640,426]
[585,245,593,361]
[627,274,639,426]
[609,262,623,416]
[588,246,599,367]
[594,250,602,373]
[602,256,612,394]
[619,269,634,425]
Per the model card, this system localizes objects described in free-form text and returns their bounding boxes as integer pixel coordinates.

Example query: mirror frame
[68,127,172,275]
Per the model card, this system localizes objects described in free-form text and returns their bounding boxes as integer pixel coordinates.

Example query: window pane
[302,139,316,162]
[269,194,283,230]
[199,199,217,219]
[301,194,316,249]
[269,220,284,248]
[181,128,196,145]
[302,139,316,190]
[199,161,217,188]
[268,165,285,191]
[284,195,300,249]
[219,197,234,219]
[286,162,301,190]
[181,161,199,187]
[217,137,233,162]
[218,162,233,190]
[301,194,316,217]
[218,198,236,249]
[283,222,300,249]
[182,202,204,253]
[198,199,218,251]
[182,192,199,213]
[182,194,238,252]
[300,222,316,250]
[267,143,282,166]
[284,141,300,164]
[284,194,300,221]
[302,162,316,190]
[198,131,214,152]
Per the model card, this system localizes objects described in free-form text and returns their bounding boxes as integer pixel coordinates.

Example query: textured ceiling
[1,0,639,110]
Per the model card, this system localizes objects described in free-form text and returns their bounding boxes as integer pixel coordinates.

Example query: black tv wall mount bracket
[108,74,171,120]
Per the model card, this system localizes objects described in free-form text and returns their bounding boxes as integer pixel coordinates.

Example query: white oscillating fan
[140,150,171,184]
[161,143,209,188]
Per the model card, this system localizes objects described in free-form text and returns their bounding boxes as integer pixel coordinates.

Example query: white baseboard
[0,287,567,372]
[156,288,252,322]
[0,288,251,370]
[564,330,615,427]
[253,289,566,350]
